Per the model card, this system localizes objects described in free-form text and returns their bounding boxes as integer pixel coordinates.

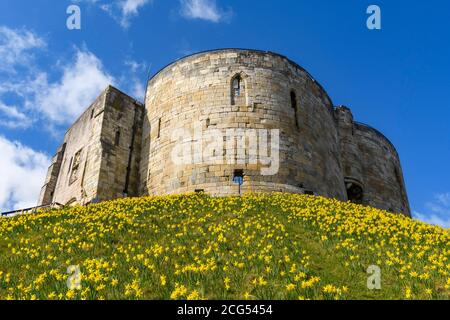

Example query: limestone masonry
[38,49,411,216]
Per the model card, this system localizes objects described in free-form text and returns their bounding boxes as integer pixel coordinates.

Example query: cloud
[180,0,232,23]
[0,26,45,73]
[86,0,152,28]
[0,25,149,132]
[33,49,115,124]
[0,103,33,129]
[123,59,149,101]
[119,0,152,28]
[413,193,450,228]
[121,0,150,16]
[0,136,50,213]
[414,212,450,229]
[124,59,147,73]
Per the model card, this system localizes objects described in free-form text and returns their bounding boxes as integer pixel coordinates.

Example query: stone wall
[38,49,411,217]
[96,87,144,201]
[140,49,347,200]
[49,89,107,206]
[39,86,143,206]
[38,143,66,205]
[335,106,410,216]
[353,123,410,215]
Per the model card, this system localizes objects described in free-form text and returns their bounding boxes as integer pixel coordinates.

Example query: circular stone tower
[139,49,347,199]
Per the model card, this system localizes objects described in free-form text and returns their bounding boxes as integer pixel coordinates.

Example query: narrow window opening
[90,109,95,119]
[69,149,82,185]
[291,91,299,129]
[233,76,241,97]
[114,130,121,146]
[157,118,161,138]
[231,74,245,105]
[206,118,210,127]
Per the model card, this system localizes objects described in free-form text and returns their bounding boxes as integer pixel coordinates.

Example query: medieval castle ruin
[38,49,411,216]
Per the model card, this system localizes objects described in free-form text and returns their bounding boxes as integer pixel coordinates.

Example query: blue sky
[0,0,449,227]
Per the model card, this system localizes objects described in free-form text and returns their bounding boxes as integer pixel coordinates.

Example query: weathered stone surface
[38,86,143,206]
[38,49,410,217]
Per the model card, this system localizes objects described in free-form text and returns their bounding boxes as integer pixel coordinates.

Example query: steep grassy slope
[0,193,448,300]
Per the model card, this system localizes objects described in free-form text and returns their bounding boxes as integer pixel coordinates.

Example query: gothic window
[291,90,299,129]
[69,149,82,185]
[233,76,242,97]
[231,74,246,105]
[115,130,121,146]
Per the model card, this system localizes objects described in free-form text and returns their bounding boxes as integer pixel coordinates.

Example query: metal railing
[1,203,63,217]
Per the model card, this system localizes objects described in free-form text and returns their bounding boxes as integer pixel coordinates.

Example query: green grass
[0,193,448,300]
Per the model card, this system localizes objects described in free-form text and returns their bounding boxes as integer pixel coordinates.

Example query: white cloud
[0,25,148,130]
[436,193,450,207]
[122,59,149,101]
[130,79,146,101]
[0,26,45,73]
[33,49,114,124]
[82,0,152,28]
[121,0,150,16]
[0,136,50,213]
[0,103,33,129]
[118,0,152,28]
[414,212,450,229]
[180,0,232,23]
[124,59,147,73]
[413,193,450,228]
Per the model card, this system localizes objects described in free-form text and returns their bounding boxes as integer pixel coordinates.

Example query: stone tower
[39,86,143,206]
[39,49,410,216]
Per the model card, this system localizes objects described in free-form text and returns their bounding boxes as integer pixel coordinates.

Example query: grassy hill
[0,193,448,300]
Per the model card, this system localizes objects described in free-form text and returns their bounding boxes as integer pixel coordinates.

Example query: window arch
[114,130,121,146]
[233,76,242,96]
[291,90,299,129]
[231,73,246,106]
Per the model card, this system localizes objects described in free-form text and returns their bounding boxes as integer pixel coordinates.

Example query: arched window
[114,130,121,146]
[231,74,246,105]
[233,76,242,97]
[291,91,299,129]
